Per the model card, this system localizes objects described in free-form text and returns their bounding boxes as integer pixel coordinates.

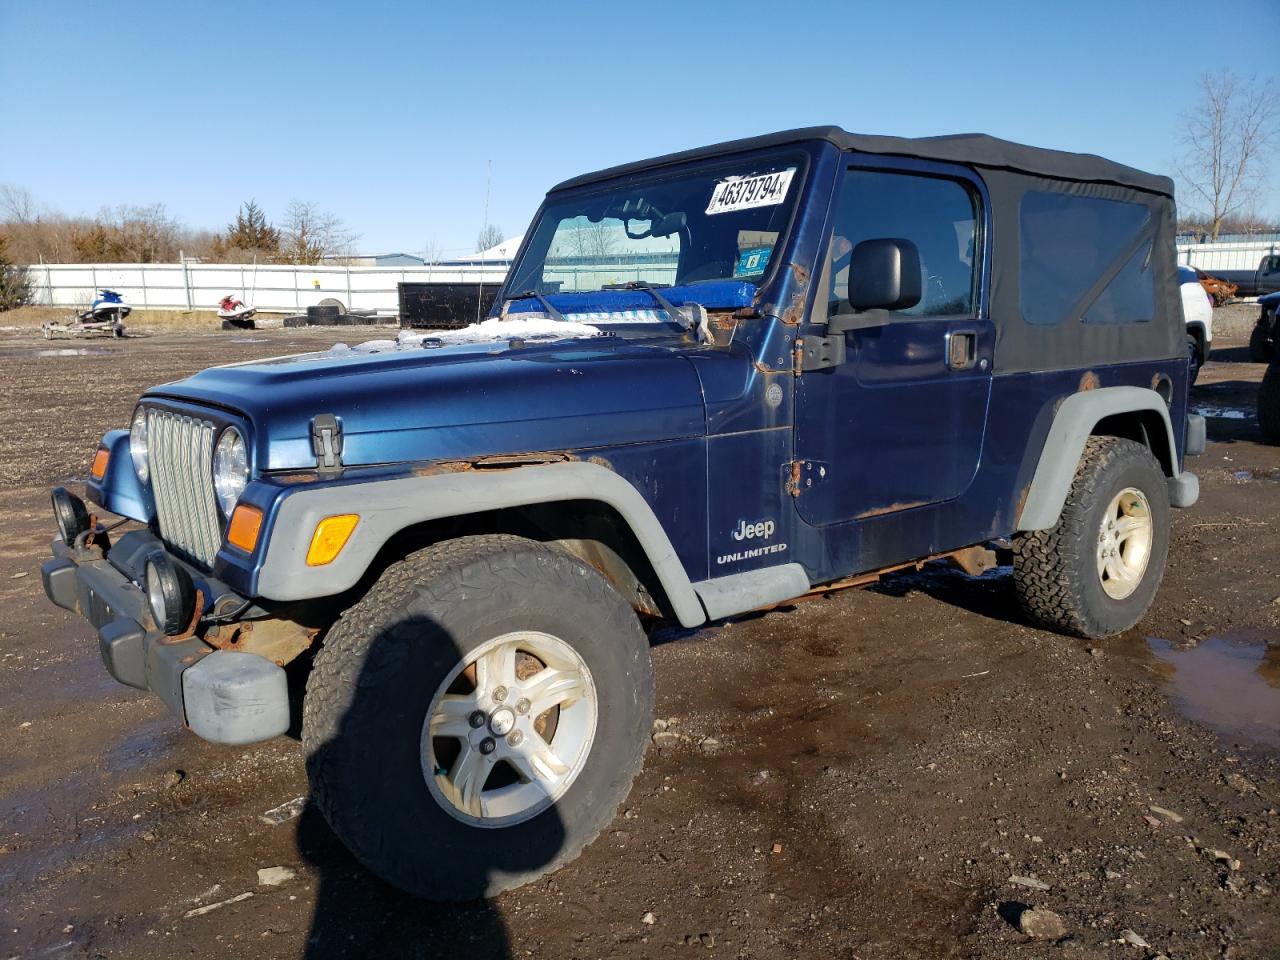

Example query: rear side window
[828,169,978,318]
[1019,192,1155,326]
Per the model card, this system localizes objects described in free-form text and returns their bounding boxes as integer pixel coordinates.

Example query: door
[794,162,993,527]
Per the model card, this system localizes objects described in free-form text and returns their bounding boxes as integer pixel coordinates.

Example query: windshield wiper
[501,289,565,323]
[611,281,690,331]
[614,281,710,342]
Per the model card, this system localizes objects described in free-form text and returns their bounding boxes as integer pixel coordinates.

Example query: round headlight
[213,427,249,515]
[145,552,195,636]
[130,407,149,483]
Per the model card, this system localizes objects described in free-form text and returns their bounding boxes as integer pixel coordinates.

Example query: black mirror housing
[848,238,922,312]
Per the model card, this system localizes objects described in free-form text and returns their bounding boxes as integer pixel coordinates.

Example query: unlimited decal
[717,517,787,566]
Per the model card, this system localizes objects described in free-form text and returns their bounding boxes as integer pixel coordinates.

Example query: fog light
[51,486,90,544]
[145,552,196,636]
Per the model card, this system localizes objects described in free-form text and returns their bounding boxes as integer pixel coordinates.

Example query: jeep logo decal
[719,518,787,566]
[732,518,776,541]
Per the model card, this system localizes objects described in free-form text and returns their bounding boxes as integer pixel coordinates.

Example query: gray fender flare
[256,461,707,628]
[1016,386,1190,532]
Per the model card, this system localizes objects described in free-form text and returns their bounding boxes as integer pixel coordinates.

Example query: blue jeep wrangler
[42,127,1204,899]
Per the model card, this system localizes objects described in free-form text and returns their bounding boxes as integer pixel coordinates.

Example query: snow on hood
[332,314,604,355]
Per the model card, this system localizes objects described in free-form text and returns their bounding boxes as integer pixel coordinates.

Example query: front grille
[146,408,223,567]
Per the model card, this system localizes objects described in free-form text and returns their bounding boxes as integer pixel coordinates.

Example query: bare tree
[1177,71,1278,239]
[280,200,356,264]
[0,185,39,225]
[68,204,183,262]
[421,239,446,265]
[571,220,618,260]
[476,223,504,253]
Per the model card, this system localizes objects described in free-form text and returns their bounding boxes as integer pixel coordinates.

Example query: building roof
[552,126,1173,197]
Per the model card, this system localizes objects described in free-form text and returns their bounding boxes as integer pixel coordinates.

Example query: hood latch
[311,414,344,475]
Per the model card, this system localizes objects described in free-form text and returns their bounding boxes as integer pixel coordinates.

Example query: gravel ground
[0,316,1276,960]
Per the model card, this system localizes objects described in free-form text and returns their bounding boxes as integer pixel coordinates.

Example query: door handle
[946,330,977,371]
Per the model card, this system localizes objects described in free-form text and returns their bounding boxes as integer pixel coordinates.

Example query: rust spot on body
[853,500,928,520]
[787,460,803,497]
[412,451,579,477]
[1079,370,1100,391]
[1014,483,1031,524]
[780,290,807,326]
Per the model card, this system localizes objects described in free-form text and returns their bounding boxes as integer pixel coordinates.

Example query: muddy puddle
[1230,467,1280,483]
[1191,403,1253,421]
[1144,629,1280,751]
[22,347,112,358]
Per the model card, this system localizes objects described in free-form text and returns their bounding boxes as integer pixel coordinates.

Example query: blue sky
[2,0,1277,257]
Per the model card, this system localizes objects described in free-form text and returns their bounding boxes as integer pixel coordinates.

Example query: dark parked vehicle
[1261,358,1280,444]
[1217,252,1280,298]
[41,126,1203,900]
[1251,290,1280,362]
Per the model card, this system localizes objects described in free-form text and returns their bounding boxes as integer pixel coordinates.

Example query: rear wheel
[1259,362,1280,445]
[302,534,654,900]
[1012,437,1170,639]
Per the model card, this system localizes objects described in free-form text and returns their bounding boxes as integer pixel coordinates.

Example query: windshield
[506,152,805,298]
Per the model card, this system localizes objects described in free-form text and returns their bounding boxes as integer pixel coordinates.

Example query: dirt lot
[0,309,1277,960]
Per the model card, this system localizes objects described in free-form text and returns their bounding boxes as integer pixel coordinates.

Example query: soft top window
[1019,192,1155,327]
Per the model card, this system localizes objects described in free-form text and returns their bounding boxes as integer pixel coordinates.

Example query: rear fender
[1016,386,1195,531]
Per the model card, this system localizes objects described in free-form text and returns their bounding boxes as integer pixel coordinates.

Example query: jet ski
[84,289,131,323]
[218,294,257,328]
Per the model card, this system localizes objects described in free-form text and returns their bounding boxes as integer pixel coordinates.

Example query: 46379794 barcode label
[705,168,796,215]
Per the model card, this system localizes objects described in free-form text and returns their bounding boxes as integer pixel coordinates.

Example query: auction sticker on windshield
[706,168,796,215]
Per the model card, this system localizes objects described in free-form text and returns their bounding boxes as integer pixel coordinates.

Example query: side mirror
[848,238,921,312]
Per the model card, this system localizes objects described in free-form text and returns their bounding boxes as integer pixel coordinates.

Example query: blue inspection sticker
[734,247,773,278]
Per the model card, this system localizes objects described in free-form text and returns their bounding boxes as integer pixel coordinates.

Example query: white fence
[22,238,1280,314]
[1176,239,1278,272]
[24,261,511,314]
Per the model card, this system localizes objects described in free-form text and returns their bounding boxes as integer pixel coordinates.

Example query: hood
[147,333,711,471]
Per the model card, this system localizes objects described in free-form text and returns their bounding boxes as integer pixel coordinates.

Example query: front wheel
[1251,321,1274,364]
[1012,437,1170,639]
[1187,334,1202,386]
[302,534,654,900]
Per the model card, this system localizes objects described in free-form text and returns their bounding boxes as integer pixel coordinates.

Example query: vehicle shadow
[296,809,519,959]
[1188,378,1261,443]
[871,561,1026,626]
[1208,345,1262,365]
[295,613,567,960]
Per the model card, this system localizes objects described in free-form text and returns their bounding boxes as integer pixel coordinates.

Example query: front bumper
[41,532,289,745]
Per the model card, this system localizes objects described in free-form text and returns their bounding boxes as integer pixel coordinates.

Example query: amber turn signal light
[90,447,110,480]
[226,504,264,553]
[306,514,359,566]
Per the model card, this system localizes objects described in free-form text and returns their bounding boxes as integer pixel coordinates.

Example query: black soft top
[552,126,1173,198]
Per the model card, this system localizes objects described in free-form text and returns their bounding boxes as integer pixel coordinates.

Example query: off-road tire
[305,304,342,324]
[1187,334,1202,386]
[302,534,654,900]
[1251,322,1274,364]
[1259,361,1280,445]
[1012,437,1170,639]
